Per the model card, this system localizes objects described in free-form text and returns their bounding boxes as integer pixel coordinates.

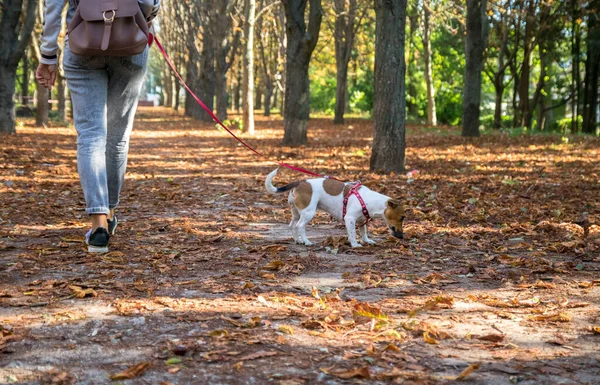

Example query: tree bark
[406,6,418,118]
[491,8,511,129]
[0,68,19,133]
[582,0,599,134]
[461,0,488,137]
[235,66,242,113]
[21,48,30,105]
[35,81,49,127]
[0,0,38,134]
[571,0,582,132]
[333,0,357,125]
[423,1,437,126]
[370,0,407,173]
[242,0,256,134]
[281,0,323,146]
[199,27,216,122]
[213,0,240,121]
[517,0,535,128]
[57,71,66,121]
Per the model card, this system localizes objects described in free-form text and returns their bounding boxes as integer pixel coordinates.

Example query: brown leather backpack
[68,0,149,56]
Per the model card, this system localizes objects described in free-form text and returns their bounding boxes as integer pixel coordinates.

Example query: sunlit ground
[0,107,599,384]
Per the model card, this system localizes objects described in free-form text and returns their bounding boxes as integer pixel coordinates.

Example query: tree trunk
[461,0,488,137]
[264,78,273,117]
[406,6,418,118]
[235,67,242,113]
[333,0,357,125]
[492,12,510,129]
[277,6,287,117]
[57,72,66,121]
[370,0,407,173]
[255,80,262,110]
[583,0,600,134]
[35,81,49,127]
[493,78,504,129]
[21,48,30,105]
[0,68,19,133]
[517,0,535,128]
[423,2,437,126]
[215,43,229,121]
[281,0,323,146]
[163,66,173,107]
[184,48,202,119]
[572,0,582,132]
[242,0,256,134]
[174,81,180,111]
[213,0,239,122]
[199,29,216,122]
[0,0,38,134]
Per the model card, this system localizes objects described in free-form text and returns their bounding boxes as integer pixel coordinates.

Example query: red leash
[153,36,324,178]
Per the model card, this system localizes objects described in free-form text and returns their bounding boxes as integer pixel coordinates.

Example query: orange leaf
[423,332,439,345]
[109,362,151,380]
[455,362,481,380]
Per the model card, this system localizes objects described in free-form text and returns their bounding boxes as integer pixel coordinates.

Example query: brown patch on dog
[293,182,313,210]
[384,199,405,233]
[343,184,354,197]
[323,179,345,196]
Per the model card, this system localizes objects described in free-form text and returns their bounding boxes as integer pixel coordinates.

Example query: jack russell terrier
[265,168,405,248]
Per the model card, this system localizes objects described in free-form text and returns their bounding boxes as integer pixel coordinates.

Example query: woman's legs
[105,49,149,213]
[63,44,110,231]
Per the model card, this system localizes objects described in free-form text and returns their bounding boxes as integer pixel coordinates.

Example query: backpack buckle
[103,10,115,22]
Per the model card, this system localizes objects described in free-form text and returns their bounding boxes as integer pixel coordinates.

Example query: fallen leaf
[209,329,229,338]
[165,357,182,365]
[423,332,439,345]
[476,334,505,343]
[263,260,284,271]
[109,362,151,380]
[383,343,400,352]
[352,302,388,324]
[455,362,481,380]
[278,325,294,335]
[238,350,279,361]
[530,312,572,322]
[321,366,371,379]
[68,285,97,299]
[311,286,320,299]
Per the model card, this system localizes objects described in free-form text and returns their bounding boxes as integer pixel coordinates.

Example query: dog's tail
[265,168,301,194]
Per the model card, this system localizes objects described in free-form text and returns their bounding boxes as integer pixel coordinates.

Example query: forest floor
[1,107,600,385]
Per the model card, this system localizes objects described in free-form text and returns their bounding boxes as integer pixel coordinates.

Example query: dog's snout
[389,226,403,239]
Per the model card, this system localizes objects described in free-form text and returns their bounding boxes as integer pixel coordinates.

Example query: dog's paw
[303,240,313,246]
[350,243,362,248]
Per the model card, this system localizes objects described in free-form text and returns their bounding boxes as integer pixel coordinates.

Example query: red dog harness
[342,182,372,225]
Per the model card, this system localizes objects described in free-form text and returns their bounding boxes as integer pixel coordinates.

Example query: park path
[1,107,599,384]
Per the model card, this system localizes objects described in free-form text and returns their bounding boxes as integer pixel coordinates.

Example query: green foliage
[309,73,336,114]
[480,114,513,129]
[553,116,583,134]
[431,28,465,125]
[218,117,243,132]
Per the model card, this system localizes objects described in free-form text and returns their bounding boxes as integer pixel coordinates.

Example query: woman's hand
[36,64,57,90]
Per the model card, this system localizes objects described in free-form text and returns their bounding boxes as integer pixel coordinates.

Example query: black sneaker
[85,227,110,253]
[107,215,118,236]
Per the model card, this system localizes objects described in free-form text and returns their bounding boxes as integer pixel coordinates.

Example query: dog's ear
[387,199,400,209]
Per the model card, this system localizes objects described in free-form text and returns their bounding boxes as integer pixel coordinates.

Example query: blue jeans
[63,42,148,215]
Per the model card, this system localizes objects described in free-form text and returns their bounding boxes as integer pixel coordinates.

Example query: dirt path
[1,108,599,384]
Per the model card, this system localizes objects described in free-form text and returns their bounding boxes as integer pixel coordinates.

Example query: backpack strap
[100,0,118,51]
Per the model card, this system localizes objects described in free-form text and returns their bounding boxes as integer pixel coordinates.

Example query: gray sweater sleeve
[40,0,67,65]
